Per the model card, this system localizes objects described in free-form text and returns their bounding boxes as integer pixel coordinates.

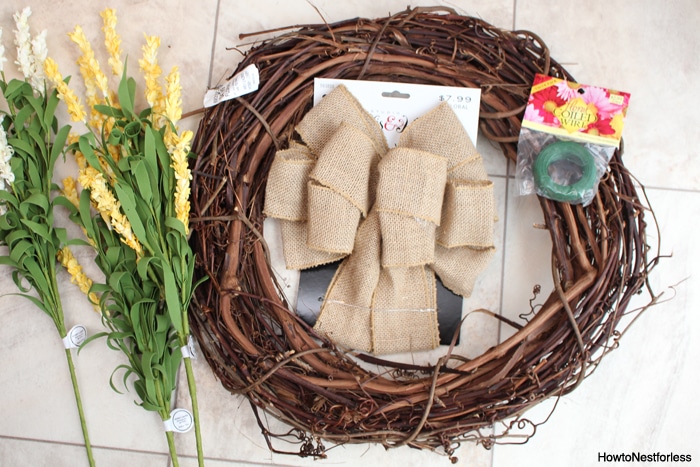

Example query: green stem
[64,348,96,467]
[183,357,204,467]
[154,376,179,467]
[165,431,179,467]
[53,270,92,466]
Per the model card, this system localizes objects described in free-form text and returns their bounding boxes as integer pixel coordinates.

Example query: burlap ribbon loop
[264,85,496,354]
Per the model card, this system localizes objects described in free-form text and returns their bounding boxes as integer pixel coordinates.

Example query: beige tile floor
[0,0,698,466]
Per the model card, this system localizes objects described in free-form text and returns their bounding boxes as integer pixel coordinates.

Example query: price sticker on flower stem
[62,325,87,349]
[180,335,197,359]
[163,408,194,433]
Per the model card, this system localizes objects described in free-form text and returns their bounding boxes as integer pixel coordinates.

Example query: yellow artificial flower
[164,66,182,126]
[68,25,109,131]
[100,8,123,76]
[43,57,87,123]
[61,177,98,248]
[78,166,144,256]
[138,34,164,125]
[57,246,100,310]
[61,176,80,208]
[68,25,109,98]
[167,130,193,233]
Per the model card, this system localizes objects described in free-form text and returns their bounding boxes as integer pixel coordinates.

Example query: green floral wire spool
[533,141,597,203]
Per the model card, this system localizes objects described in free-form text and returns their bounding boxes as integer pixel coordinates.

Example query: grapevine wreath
[189,7,658,460]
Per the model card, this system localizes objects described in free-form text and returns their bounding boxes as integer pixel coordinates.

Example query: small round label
[164,408,194,433]
[63,325,87,349]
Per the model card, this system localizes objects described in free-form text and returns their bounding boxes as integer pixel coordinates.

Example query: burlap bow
[264,85,496,354]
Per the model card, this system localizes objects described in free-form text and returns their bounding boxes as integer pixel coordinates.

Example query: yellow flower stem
[51,270,95,467]
[183,355,204,467]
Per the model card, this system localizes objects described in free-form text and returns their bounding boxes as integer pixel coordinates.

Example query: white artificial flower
[30,29,47,93]
[13,7,34,80]
[0,28,7,74]
[0,115,15,188]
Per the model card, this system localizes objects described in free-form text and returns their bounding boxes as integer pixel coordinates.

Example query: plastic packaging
[516,74,630,205]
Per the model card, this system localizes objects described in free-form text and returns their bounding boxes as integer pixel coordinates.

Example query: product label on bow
[313,78,481,147]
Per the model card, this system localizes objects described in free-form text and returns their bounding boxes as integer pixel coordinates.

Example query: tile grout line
[641,184,700,194]
[0,434,169,458]
[206,0,223,89]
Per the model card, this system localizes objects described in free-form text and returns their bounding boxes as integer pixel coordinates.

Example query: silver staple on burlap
[264,85,496,354]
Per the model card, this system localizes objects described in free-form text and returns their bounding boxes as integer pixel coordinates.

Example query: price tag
[203,64,260,108]
[163,408,194,433]
[62,325,87,349]
[313,78,481,147]
[180,335,197,359]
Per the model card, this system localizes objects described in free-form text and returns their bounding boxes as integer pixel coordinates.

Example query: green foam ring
[533,141,597,203]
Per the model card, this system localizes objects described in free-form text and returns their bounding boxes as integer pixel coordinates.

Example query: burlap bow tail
[264,85,496,354]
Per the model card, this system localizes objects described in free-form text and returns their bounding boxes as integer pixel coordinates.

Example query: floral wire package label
[264,82,497,354]
[522,74,630,146]
[516,74,631,205]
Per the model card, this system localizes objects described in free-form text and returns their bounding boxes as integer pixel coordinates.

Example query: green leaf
[50,125,71,169]
[8,239,34,264]
[12,106,34,132]
[110,365,134,395]
[44,89,61,129]
[3,79,30,100]
[20,219,53,244]
[94,104,125,119]
[7,137,35,157]
[24,259,52,300]
[5,227,31,247]
[26,127,48,161]
[113,182,149,251]
[53,195,78,215]
[22,192,50,214]
[136,255,156,281]
[117,72,137,117]
[7,292,49,316]
[130,159,153,204]
[162,266,183,334]
[165,217,187,238]
[25,95,45,126]
[79,331,108,355]
[124,120,142,140]
[0,256,19,269]
[0,189,19,210]
[78,189,97,241]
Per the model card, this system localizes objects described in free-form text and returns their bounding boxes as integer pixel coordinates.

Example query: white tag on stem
[163,408,194,433]
[180,335,197,359]
[62,325,87,349]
